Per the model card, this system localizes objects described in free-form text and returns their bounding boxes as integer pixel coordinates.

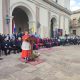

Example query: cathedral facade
[0,0,71,38]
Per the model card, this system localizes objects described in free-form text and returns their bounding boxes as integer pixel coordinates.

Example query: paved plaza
[0,45,80,80]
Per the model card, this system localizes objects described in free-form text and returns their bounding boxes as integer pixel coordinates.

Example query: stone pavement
[0,45,80,80]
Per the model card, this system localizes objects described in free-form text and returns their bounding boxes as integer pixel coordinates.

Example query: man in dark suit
[1,39,12,56]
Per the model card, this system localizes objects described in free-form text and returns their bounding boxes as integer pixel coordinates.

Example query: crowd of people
[0,33,22,56]
[0,32,80,58]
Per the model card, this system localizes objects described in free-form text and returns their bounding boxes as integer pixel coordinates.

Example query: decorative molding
[43,0,72,15]
[27,0,71,17]
[72,9,80,14]
[10,2,36,22]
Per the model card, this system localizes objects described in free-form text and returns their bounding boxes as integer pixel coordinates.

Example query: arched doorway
[50,17,57,38]
[12,6,33,33]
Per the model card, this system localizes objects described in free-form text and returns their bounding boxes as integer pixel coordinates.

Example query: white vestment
[21,41,31,50]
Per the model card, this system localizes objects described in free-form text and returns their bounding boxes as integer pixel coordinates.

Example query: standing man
[21,31,31,62]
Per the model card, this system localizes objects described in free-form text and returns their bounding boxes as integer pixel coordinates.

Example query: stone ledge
[43,0,72,15]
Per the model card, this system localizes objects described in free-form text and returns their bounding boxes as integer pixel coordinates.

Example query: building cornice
[43,0,72,15]
[72,9,80,14]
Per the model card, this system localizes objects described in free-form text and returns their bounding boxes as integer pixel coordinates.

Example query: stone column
[2,0,10,34]
[63,16,65,35]
[48,11,51,38]
[36,5,40,34]
[10,16,13,34]
[59,15,61,29]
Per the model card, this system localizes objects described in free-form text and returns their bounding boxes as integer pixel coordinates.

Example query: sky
[70,0,80,11]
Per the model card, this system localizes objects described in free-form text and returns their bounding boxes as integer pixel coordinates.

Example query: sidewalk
[0,45,80,80]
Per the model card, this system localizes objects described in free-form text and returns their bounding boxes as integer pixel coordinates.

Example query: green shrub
[30,52,39,61]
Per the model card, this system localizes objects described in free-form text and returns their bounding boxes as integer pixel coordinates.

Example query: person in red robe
[21,31,31,62]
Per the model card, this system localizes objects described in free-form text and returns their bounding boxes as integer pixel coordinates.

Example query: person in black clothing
[11,39,17,54]
[1,39,12,56]
[16,37,22,53]
[0,43,2,56]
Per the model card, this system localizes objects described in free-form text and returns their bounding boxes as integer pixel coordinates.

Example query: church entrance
[50,17,57,38]
[12,6,33,33]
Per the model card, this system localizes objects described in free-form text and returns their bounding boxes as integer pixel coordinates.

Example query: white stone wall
[57,0,70,10]
[39,7,48,38]
[64,0,70,10]
[0,0,3,34]
[64,17,69,35]
[60,16,69,35]
[58,0,65,7]
[60,16,64,33]
[52,0,56,2]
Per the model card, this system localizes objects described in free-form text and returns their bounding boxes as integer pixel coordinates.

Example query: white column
[9,16,13,34]
[48,11,51,38]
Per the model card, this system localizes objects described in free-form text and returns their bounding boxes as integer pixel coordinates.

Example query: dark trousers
[17,46,22,53]
[4,48,11,56]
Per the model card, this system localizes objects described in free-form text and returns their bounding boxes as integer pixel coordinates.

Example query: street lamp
[5,15,10,24]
